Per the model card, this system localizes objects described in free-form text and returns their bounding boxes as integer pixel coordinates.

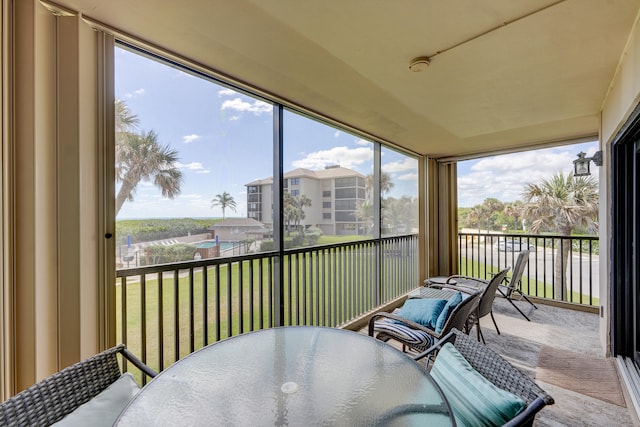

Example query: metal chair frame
[497,249,536,321]
[368,290,482,353]
[430,268,510,343]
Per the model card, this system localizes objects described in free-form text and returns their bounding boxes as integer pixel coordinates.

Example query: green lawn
[116,245,403,375]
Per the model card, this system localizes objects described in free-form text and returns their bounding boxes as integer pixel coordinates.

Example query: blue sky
[115,47,417,219]
[115,46,598,217]
[457,141,600,207]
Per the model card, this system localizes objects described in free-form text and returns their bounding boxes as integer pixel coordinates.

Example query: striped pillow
[431,343,525,426]
[373,318,436,352]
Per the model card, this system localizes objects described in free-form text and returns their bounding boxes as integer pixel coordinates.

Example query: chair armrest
[368,312,440,340]
[428,283,478,295]
[502,397,548,427]
[444,275,489,287]
[412,330,458,361]
[120,347,158,379]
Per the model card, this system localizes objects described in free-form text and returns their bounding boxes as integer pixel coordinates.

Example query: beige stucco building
[247,166,367,235]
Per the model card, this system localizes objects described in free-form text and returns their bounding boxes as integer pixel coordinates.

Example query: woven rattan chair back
[415,329,554,427]
[0,344,156,427]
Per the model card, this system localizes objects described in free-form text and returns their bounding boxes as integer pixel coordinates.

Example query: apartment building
[246,166,367,235]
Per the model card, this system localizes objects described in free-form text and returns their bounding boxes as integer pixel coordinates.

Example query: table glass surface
[115,326,453,426]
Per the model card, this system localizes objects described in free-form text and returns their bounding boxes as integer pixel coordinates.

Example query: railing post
[456,231,598,306]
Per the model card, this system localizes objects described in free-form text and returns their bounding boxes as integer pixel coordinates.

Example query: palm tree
[521,172,599,300]
[294,195,312,232]
[479,198,504,231]
[115,99,183,216]
[382,196,414,233]
[116,130,184,215]
[365,172,394,201]
[283,192,311,235]
[503,201,524,230]
[115,98,139,133]
[211,191,237,220]
[355,199,373,234]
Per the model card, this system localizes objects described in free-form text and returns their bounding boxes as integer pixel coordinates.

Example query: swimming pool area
[196,241,237,251]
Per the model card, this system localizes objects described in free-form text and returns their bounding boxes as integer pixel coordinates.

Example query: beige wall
[599,14,640,355]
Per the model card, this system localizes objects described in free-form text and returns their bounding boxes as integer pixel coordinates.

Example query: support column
[6,0,112,394]
[426,158,458,277]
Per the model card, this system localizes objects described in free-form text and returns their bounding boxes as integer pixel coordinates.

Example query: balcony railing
[116,235,418,377]
[116,231,599,379]
[458,232,599,307]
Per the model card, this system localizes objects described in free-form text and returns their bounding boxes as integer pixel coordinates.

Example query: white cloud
[124,88,145,99]
[397,172,418,181]
[292,146,373,170]
[354,138,372,146]
[175,161,209,173]
[382,157,418,173]
[334,131,341,138]
[123,88,144,99]
[182,134,200,144]
[457,142,599,207]
[221,98,272,116]
[218,88,237,97]
[180,194,204,199]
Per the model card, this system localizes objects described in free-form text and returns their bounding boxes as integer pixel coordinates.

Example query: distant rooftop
[208,218,267,229]
[246,166,365,186]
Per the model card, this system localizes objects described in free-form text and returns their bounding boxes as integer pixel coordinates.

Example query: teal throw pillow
[431,343,525,427]
[397,298,448,329]
[434,291,463,334]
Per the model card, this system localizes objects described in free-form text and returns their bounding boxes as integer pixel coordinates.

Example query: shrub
[140,243,196,265]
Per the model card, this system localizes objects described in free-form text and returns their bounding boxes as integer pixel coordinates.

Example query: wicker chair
[414,329,554,427]
[0,344,157,427]
[430,268,510,343]
[368,290,482,353]
[497,249,536,321]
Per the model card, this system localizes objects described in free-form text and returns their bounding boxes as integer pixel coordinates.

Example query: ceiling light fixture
[409,56,431,72]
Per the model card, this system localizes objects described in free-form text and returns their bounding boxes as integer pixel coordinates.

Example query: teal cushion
[397,298,448,328]
[434,292,463,333]
[431,343,525,427]
[52,373,140,427]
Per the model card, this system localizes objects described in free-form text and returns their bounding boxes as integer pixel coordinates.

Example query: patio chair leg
[507,297,531,321]
[521,293,538,309]
[490,310,500,335]
[477,324,486,344]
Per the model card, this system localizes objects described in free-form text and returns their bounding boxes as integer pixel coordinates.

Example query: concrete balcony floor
[364,296,638,426]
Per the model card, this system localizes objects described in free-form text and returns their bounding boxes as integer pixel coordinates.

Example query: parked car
[494,239,536,252]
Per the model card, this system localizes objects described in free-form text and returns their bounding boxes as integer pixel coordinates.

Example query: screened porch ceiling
[53,0,640,158]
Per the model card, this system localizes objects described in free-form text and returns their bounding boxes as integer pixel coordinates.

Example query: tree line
[459,172,599,301]
[459,173,599,237]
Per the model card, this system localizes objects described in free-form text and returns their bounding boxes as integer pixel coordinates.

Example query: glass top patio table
[115,326,454,426]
